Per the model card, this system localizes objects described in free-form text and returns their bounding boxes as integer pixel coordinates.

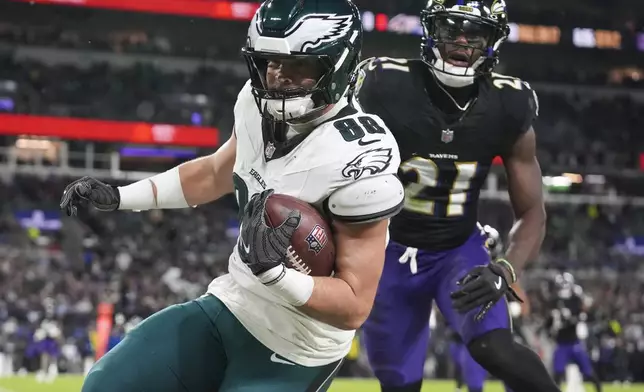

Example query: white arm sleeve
[118,166,189,211]
[327,174,404,224]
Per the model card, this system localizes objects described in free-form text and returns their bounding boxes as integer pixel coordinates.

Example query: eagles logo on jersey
[342,148,394,180]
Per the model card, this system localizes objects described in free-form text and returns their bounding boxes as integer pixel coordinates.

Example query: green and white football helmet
[242,0,363,122]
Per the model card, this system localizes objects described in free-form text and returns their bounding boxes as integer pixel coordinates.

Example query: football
[264,193,335,277]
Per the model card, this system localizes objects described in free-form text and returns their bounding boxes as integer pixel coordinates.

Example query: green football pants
[82,295,343,392]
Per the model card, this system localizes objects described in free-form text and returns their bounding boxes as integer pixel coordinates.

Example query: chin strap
[431,66,476,88]
[287,95,350,134]
[429,46,487,88]
[265,95,316,121]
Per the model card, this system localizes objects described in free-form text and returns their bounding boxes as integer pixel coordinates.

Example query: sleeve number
[400,157,478,217]
[491,73,532,91]
[232,172,249,219]
[491,73,540,117]
[334,116,385,142]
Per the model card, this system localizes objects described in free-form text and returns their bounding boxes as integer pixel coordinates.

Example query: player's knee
[467,328,515,372]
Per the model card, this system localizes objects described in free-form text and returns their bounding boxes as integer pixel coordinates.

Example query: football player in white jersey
[61,0,404,391]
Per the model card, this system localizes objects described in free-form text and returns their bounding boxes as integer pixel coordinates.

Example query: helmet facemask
[243,51,338,123]
[422,12,508,87]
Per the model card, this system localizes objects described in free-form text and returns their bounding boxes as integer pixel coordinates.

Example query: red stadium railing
[12,0,260,21]
[0,114,220,147]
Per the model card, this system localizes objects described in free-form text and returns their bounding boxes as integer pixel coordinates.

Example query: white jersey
[207,80,401,367]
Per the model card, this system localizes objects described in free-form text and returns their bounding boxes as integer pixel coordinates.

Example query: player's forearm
[504,204,546,275]
[298,274,372,331]
[293,219,389,330]
[511,283,531,315]
[118,155,232,210]
[257,266,371,330]
[257,219,388,330]
[177,156,233,205]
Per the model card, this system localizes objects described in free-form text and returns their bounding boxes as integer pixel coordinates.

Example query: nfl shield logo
[441,129,454,143]
[305,224,328,255]
[265,142,276,159]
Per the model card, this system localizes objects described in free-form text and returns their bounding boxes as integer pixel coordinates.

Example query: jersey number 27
[401,157,478,217]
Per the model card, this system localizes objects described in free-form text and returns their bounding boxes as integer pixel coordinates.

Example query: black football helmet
[554,272,576,298]
[555,272,575,289]
[421,0,510,87]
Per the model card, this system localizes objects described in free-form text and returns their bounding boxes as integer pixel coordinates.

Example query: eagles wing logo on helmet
[284,14,353,52]
[342,148,393,180]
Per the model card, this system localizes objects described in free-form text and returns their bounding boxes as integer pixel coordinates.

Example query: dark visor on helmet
[433,14,496,50]
[430,13,497,51]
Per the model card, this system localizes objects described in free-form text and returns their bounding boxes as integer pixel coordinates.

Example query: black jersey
[547,285,585,344]
[355,58,538,250]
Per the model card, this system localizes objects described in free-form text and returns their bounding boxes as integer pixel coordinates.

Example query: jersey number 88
[401,157,478,217]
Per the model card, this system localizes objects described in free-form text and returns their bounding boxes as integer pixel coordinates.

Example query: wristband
[258,265,314,307]
[495,258,517,284]
[117,179,155,211]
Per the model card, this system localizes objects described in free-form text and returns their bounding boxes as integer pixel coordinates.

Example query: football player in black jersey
[354,1,555,391]
[546,273,602,392]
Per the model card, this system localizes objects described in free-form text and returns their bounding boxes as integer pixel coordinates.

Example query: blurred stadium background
[0,0,643,390]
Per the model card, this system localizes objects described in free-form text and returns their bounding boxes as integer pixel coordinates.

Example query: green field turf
[0,376,640,392]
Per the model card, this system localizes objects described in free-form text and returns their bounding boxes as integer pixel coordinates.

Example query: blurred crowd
[0,3,643,171]
[0,176,643,380]
[0,176,240,376]
[0,20,225,59]
[0,54,642,172]
[0,55,241,132]
[536,92,644,171]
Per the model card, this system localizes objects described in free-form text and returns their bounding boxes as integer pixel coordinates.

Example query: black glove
[238,189,301,278]
[60,176,121,216]
[450,262,522,322]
